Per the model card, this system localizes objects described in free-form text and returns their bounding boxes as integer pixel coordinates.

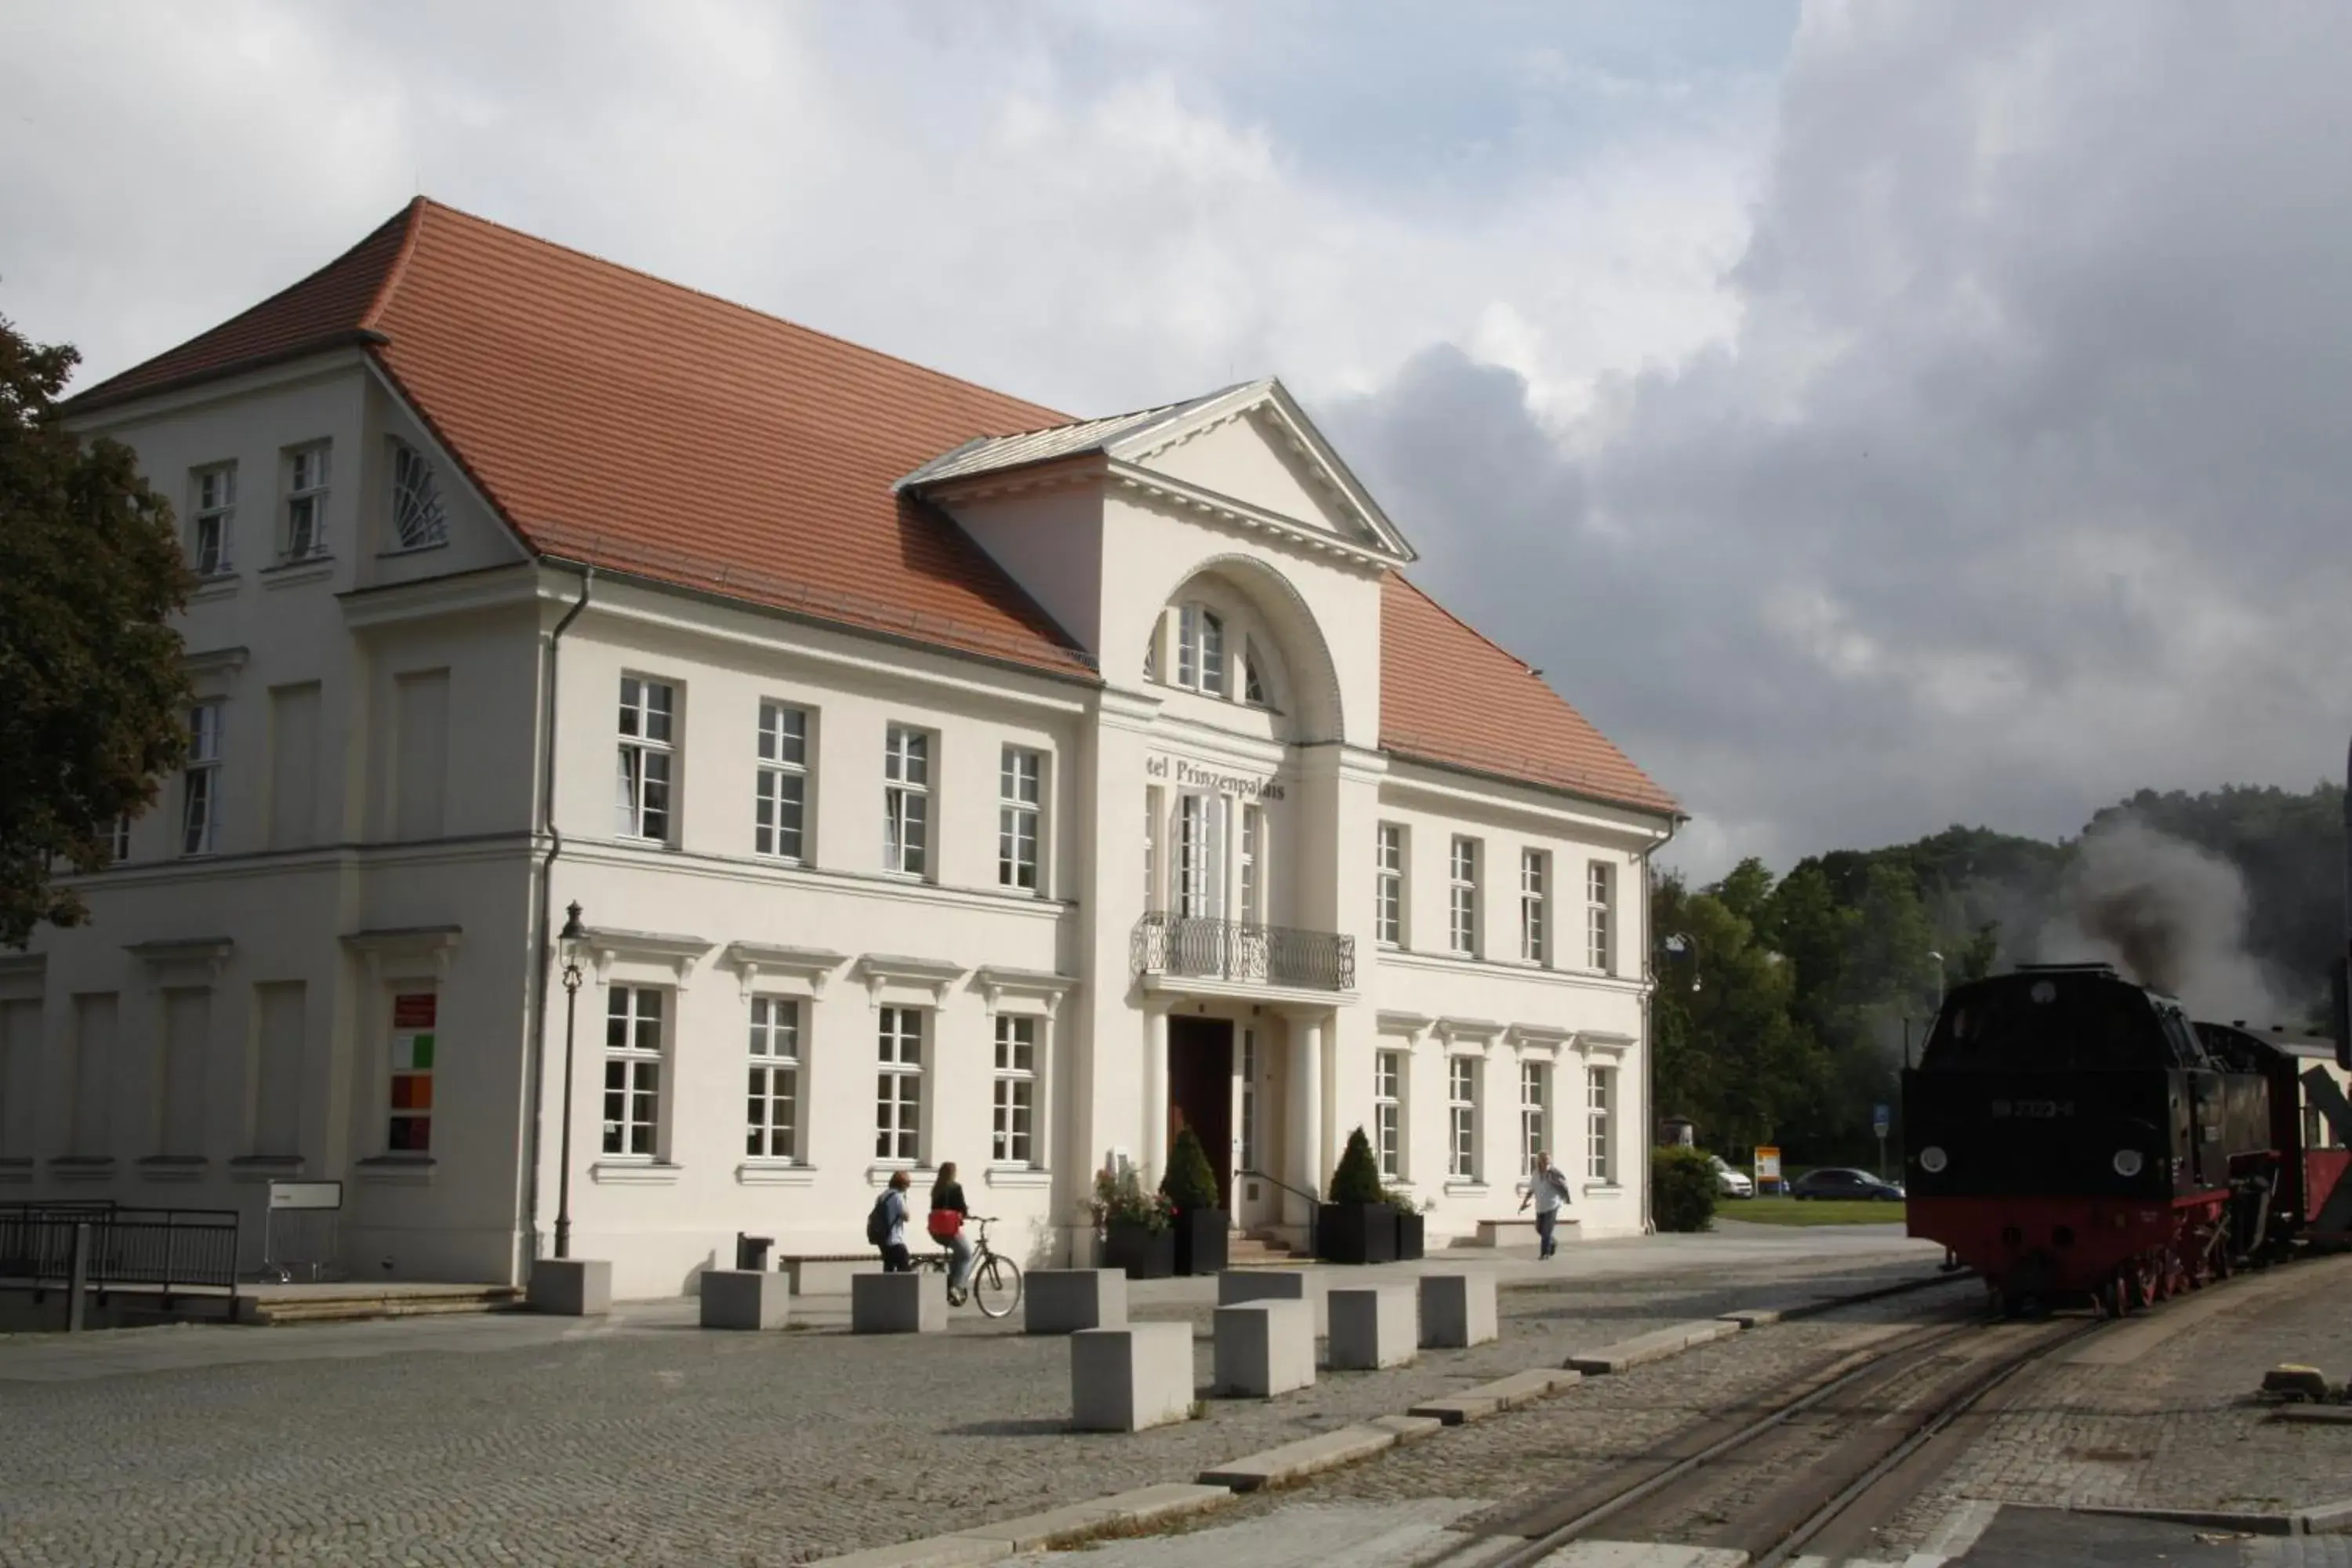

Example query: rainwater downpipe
[520,562,593,1280]
[1641,814,1686,1237]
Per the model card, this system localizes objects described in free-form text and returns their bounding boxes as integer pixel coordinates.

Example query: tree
[0,317,191,948]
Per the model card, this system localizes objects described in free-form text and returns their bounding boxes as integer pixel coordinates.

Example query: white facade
[0,354,1675,1299]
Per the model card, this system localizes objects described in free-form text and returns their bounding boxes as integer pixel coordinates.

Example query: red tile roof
[71,199,1674,815]
[1381,574,1679,815]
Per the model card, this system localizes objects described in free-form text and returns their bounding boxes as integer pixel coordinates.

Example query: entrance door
[1167,1016,1236,1211]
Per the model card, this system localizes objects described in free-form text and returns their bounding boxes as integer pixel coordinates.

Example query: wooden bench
[1470,1216,1580,1249]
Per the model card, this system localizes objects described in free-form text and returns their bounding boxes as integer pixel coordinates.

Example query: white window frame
[616,677,677,843]
[1521,849,1549,964]
[1239,804,1264,925]
[191,463,235,576]
[1375,1049,1406,1181]
[1520,1061,1549,1174]
[998,746,1043,891]
[883,725,931,878]
[1174,603,1225,695]
[1175,793,1225,920]
[746,995,801,1162]
[876,1006,925,1163]
[1449,836,1479,956]
[754,701,808,862]
[1587,861,1614,974]
[1376,823,1406,947]
[1448,1054,1479,1180]
[1242,637,1272,707]
[1144,786,1163,914]
[181,702,223,856]
[282,443,330,561]
[388,437,448,551]
[107,814,132,865]
[602,985,665,1159]
[1586,1065,1614,1182]
[991,1014,1038,1167]
[1240,1028,1261,1171]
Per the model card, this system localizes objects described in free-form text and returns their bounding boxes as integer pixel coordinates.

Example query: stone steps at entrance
[1226,1232,1311,1269]
[235,1283,525,1325]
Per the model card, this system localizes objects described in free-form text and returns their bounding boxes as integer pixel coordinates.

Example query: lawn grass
[1729,1196,1907,1226]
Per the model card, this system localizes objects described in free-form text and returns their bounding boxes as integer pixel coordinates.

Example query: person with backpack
[1519,1150,1573,1260]
[928,1161,973,1305]
[868,1169,913,1272]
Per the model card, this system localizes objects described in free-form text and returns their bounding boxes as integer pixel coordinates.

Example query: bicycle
[920,1214,1023,1319]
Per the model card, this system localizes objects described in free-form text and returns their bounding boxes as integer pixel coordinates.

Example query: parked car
[1709,1155,1754,1199]
[1789,1167,1906,1201]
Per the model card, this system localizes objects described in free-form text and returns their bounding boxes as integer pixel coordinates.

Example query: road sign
[1872,1104,1892,1139]
[1754,1146,1781,1189]
[267,1179,343,1211]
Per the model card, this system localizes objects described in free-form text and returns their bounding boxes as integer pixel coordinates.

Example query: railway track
[1425,1308,2107,1567]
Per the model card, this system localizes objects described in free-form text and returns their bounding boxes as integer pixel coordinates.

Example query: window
[1242,639,1270,706]
[1144,787,1163,913]
[746,996,800,1160]
[1176,794,1223,918]
[1240,1029,1261,1171]
[616,677,676,841]
[755,702,808,862]
[1449,1056,1479,1180]
[283,445,329,560]
[1520,1061,1548,1173]
[387,993,436,1152]
[992,1014,1036,1166]
[1449,836,1479,956]
[1521,849,1549,964]
[877,1007,924,1162]
[1175,604,1225,695]
[1587,861,1614,973]
[1376,824,1406,946]
[603,987,663,1157]
[1587,1065,1614,1181]
[107,815,132,865]
[1239,804,1264,924]
[191,463,235,575]
[884,726,930,877]
[999,746,1042,891]
[181,702,223,855]
[389,438,448,550]
[1375,1050,1405,1180]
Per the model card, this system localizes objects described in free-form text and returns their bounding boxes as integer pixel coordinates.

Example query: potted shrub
[1093,1167,1175,1278]
[1650,1145,1719,1234]
[1160,1128,1229,1276]
[1382,1184,1428,1261]
[1317,1127,1398,1265]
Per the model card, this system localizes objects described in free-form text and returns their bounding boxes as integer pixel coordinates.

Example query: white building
[0,201,1681,1298]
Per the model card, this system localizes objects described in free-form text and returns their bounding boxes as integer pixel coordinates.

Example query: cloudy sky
[5,2,2346,880]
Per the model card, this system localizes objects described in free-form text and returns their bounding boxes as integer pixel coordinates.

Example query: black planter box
[1316,1203,1399,1265]
[1102,1221,1176,1279]
[1393,1210,1425,1261]
[1172,1208,1229,1276]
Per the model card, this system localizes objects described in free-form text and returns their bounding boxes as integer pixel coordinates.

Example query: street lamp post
[1926,949,1946,1011]
[554,902,586,1261]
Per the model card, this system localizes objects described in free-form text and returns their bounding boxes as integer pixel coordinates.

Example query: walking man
[869,1169,914,1272]
[1519,1150,1573,1260]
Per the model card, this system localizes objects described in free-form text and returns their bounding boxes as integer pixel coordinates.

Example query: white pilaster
[1142,1003,1171,1182]
[1290,1011,1325,1221]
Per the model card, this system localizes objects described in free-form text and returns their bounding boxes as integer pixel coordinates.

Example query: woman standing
[928,1162,974,1305]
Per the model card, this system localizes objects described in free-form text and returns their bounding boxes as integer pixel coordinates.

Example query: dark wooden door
[1167,1016,1236,1210]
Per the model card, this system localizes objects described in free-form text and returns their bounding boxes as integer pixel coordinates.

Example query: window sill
[136,1155,209,1184]
[228,1154,307,1182]
[356,1154,435,1186]
[736,1161,817,1187]
[48,1155,115,1182]
[1443,1180,1490,1199]
[867,1163,938,1188]
[187,575,241,604]
[376,541,450,559]
[591,1161,681,1185]
[0,1156,31,1184]
[1582,1182,1623,1197]
[983,1165,1051,1189]
[261,557,335,589]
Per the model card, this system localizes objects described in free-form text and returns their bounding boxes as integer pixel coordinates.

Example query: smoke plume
[2035,817,2296,1025]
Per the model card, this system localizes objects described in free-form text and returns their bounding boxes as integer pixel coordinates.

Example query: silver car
[1710,1155,1754,1199]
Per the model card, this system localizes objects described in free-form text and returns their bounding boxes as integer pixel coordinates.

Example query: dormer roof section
[899,377,1417,567]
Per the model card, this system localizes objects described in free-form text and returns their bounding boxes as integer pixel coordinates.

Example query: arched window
[1176,604,1225,695]
[1243,638,1272,708]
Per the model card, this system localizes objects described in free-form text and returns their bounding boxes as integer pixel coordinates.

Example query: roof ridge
[1388,572,1537,677]
[359,196,429,332]
[404,197,1070,427]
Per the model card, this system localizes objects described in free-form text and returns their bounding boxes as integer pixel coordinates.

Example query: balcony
[1131,913,1356,994]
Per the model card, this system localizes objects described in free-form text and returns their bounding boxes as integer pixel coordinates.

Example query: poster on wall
[1754,1145,1782,1195]
[388,993,437,1152]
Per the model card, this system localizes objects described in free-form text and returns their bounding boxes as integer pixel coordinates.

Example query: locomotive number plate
[1990,1099,2074,1118]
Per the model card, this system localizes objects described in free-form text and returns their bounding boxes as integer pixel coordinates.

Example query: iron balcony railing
[1131,913,1356,993]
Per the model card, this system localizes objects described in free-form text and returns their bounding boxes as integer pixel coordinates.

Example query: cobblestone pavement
[0,1241,1953,1567]
[1871,1253,2352,1555]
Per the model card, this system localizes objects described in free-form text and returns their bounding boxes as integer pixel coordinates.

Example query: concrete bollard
[527,1258,612,1316]
[699,1269,790,1330]
[1418,1272,1499,1348]
[1217,1270,1309,1307]
[1025,1269,1129,1334]
[1213,1298,1316,1397]
[1329,1285,1417,1370]
[851,1271,946,1334]
[1071,1321,1196,1432]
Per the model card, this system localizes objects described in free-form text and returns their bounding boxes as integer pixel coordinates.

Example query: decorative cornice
[1106,463,1397,574]
[1376,1009,1434,1039]
[975,966,1078,1018]
[341,925,461,984]
[124,937,235,989]
[1505,1022,1575,1055]
[1578,1030,1635,1058]
[0,952,45,1000]
[1437,1016,1505,1050]
[579,927,713,989]
[855,953,966,1009]
[720,942,846,1000]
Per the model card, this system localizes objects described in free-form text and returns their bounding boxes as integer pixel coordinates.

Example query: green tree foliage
[1329,1126,1385,1205]
[1160,1127,1221,1213]
[1650,1145,1718,1232]
[0,318,191,948]
[1653,870,1828,1156]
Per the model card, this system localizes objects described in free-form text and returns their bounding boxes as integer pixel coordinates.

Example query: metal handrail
[1131,913,1356,992]
[1236,1167,1321,1255]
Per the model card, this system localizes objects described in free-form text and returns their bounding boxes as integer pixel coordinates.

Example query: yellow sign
[1754,1146,1782,1184]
